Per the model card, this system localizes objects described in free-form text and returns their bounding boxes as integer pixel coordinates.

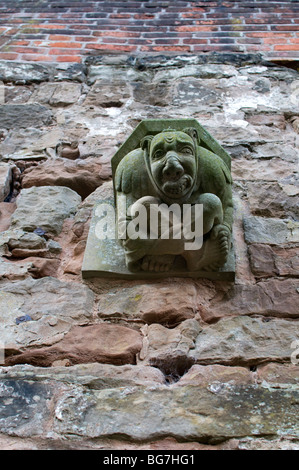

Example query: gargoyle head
[141,127,200,203]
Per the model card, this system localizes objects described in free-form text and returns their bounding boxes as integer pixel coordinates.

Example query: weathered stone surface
[0,372,297,443]
[251,142,298,162]
[232,158,297,182]
[21,257,59,279]
[291,117,299,133]
[0,164,12,202]
[6,323,143,367]
[138,320,201,380]
[50,82,82,107]
[10,186,81,236]
[246,113,286,130]
[132,80,171,106]
[30,82,82,107]
[0,104,53,129]
[53,63,87,83]
[85,80,130,108]
[243,216,299,245]
[0,379,59,437]
[0,229,47,252]
[0,276,94,351]
[248,244,299,278]
[0,202,16,233]
[0,61,50,84]
[257,363,299,385]
[175,364,254,387]
[154,63,237,82]
[97,279,199,326]
[4,84,33,104]
[237,437,299,451]
[53,383,299,442]
[0,363,166,388]
[246,182,299,219]
[173,78,219,106]
[0,258,33,281]
[86,64,147,86]
[21,157,111,199]
[203,279,299,322]
[190,316,299,366]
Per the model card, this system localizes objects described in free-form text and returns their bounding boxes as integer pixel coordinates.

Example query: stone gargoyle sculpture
[113,120,233,275]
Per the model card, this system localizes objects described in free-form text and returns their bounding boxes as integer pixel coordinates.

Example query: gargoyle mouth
[162,176,192,197]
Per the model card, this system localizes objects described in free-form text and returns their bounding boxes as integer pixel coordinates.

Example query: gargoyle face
[149,131,197,201]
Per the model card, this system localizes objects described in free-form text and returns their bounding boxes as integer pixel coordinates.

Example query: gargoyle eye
[181,146,194,155]
[152,149,164,160]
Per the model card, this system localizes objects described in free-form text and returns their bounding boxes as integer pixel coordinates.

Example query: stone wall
[0,54,298,450]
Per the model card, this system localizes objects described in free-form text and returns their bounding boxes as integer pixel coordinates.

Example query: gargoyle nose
[163,156,184,181]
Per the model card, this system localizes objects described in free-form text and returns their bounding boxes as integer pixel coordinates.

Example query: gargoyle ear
[182,127,200,146]
[140,135,154,152]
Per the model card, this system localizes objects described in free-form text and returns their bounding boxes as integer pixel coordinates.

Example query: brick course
[0,0,298,62]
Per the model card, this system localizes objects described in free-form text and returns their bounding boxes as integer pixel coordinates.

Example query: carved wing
[219,156,232,185]
[114,148,152,200]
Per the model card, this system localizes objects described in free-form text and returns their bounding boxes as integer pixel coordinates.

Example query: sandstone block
[138,319,201,380]
[7,323,143,367]
[0,202,16,232]
[0,61,50,84]
[0,363,166,388]
[246,182,299,219]
[85,80,130,108]
[52,383,299,442]
[97,279,199,326]
[0,104,53,129]
[21,158,111,199]
[203,279,299,322]
[190,316,299,366]
[0,164,12,202]
[243,216,299,245]
[175,364,253,387]
[248,244,299,278]
[10,186,81,236]
[0,276,94,352]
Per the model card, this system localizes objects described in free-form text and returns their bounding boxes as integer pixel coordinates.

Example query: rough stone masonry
[0,53,298,450]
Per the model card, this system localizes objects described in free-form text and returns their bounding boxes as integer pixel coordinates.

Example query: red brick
[109,13,132,19]
[101,37,128,44]
[27,24,66,29]
[55,55,82,63]
[237,38,262,44]
[174,25,219,32]
[182,38,208,44]
[246,32,291,37]
[49,48,83,55]
[0,1,298,62]
[75,36,95,42]
[49,35,75,41]
[92,31,139,37]
[271,25,299,31]
[181,11,205,18]
[140,45,191,52]
[7,46,42,54]
[274,44,299,50]
[0,52,18,60]
[134,14,155,20]
[8,40,30,46]
[263,37,289,44]
[20,54,53,62]
[85,43,137,52]
[49,41,82,48]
